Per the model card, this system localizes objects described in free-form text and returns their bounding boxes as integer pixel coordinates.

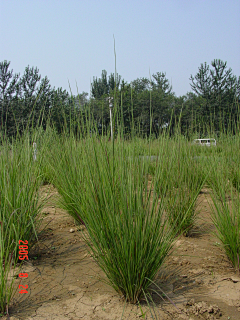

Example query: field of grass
[0,123,240,318]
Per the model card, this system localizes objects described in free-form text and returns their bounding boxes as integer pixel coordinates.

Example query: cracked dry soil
[4,185,240,320]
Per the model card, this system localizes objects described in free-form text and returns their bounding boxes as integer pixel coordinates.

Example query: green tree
[190,59,240,130]
[75,91,88,109]
[91,70,121,99]
[173,93,209,137]
[49,88,70,132]
[12,65,52,132]
[130,73,175,136]
[0,60,21,134]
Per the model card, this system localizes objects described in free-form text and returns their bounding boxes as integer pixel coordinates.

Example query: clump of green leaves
[206,134,240,271]
[0,134,43,314]
[50,132,179,303]
[165,186,199,236]
[164,138,206,236]
[210,185,240,271]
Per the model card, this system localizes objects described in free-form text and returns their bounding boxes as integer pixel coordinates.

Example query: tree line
[0,59,239,138]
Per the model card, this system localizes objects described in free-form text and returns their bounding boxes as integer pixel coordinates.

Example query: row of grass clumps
[47,127,213,302]
[1,123,239,314]
[0,132,44,315]
[47,124,240,304]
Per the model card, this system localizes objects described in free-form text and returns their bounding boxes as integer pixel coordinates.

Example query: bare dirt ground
[5,185,240,320]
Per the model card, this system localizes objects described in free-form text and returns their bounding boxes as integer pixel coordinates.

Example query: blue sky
[1,0,239,97]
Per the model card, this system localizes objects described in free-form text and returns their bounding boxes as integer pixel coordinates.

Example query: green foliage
[190,59,240,131]
[0,133,43,314]
[199,133,240,271]
[129,73,175,136]
[0,60,21,136]
[162,138,206,236]
[0,60,88,137]
[1,115,240,314]
[49,132,180,303]
[1,59,240,138]
[0,58,240,315]
[91,70,121,99]
[210,185,240,271]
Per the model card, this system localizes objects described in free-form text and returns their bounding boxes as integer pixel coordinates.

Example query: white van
[193,139,216,146]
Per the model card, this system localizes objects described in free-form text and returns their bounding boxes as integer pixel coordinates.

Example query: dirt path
[5,185,240,320]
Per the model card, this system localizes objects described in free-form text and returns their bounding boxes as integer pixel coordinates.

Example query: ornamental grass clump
[210,183,240,272]
[0,221,18,316]
[0,134,43,315]
[51,131,179,303]
[164,137,206,236]
[224,135,240,192]
[206,144,233,203]
[47,133,86,225]
[208,134,240,271]
[165,185,199,236]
